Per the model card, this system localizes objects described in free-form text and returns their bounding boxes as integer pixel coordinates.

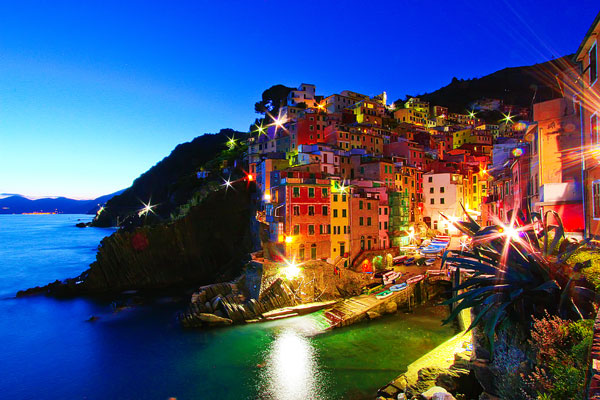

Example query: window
[367,202,371,210]
[592,113,600,145]
[367,217,372,226]
[359,217,364,226]
[322,206,328,216]
[293,206,300,216]
[440,187,444,193]
[594,181,600,219]
[384,208,388,215]
[293,187,300,197]
[429,187,434,194]
[333,194,338,202]
[342,209,347,218]
[591,42,598,84]
[308,187,315,198]
[322,188,328,198]
[308,206,315,216]
[430,198,434,205]
[333,209,338,218]
[440,198,445,205]
[359,200,363,209]
[293,224,300,235]
[308,225,315,235]
[428,176,433,183]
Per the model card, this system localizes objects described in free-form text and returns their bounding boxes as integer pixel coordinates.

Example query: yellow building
[394,108,428,126]
[330,181,350,260]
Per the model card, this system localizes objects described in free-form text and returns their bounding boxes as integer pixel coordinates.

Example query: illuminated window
[592,114,599,145]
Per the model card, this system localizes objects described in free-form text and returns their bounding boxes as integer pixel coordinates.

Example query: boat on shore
[389,283,408,292]
[406,275,424,285]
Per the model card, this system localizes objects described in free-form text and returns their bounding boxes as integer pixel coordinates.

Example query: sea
[0,214,456,400]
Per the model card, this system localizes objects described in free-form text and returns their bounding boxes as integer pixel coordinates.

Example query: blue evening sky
[1,1,598,199]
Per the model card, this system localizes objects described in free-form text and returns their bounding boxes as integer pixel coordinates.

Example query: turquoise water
[0,214,455,399]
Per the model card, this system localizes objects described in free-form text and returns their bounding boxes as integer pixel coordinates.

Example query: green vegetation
[92,128,246,227]
[442,208,596,353]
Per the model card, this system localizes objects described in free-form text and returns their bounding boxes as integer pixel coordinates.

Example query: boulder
[420,386,451,400]
[385,301,398,314]
[367,311,382,319]
[194,313,232,326]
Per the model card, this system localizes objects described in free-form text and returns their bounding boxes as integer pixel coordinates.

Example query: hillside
[0,191,123,214]
[406,56,574,113]
[92,128,246,227]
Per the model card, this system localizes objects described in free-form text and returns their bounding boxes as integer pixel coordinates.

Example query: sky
[1,1,598,199]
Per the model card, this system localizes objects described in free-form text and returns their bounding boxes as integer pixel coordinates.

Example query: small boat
[392,255,407,265]
[375,290,394,299]
[383,271,401,285]
[406,274,424,284]
[435,235,451,241]
[420,248,442,255]
[425,258,436,266]
[404,257,415,265]
[390,283,408,292]
[374,269,393,279]
[363,283,383,295]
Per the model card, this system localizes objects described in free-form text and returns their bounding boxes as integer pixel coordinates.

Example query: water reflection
[260,328,324,399]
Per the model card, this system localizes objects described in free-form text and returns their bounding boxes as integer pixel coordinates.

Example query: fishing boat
[375,290,394,299]
[435,235,451,241]
[420,247,442,255]
[389,283,408,292]
[406,274,424,284]
[425,258,436,266]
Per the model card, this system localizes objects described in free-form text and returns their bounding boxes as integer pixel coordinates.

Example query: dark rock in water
[86,315,99,322]
[75,222,88,228]
[19,181,257,297]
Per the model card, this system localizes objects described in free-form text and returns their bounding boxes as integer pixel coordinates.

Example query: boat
[374,269,393,279]
[435,235,451,241]
[406,274,425,284]
[420,248,442,255]
[389,283,408,292]
[375,290,394,299]
[392,255,407,265]
[425,258,436,266]
[362,283,383,295]
[383,271,401,285]
[404,257,415,265]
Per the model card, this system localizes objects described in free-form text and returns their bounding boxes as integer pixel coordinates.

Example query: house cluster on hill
[244,83,525,266]
[240,11,600,265]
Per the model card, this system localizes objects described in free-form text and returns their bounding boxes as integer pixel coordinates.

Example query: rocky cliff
[19,181,257,297]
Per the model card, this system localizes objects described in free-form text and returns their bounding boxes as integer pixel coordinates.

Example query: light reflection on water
[260,327,325,400]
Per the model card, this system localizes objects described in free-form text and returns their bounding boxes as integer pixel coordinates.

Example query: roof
[574,11,600,61]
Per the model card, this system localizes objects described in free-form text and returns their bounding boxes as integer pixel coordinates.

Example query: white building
[423,172,464,234]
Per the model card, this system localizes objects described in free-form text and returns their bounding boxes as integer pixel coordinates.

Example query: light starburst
[138,200,156,217]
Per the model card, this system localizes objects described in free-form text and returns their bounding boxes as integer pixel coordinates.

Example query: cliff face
[20,182,257,296]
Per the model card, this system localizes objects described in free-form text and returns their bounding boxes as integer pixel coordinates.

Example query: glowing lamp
[282,263,301,280]
[511,148,523,157]
[263,193,272,202]
[284,236,293,244]
[247,174,254,181]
